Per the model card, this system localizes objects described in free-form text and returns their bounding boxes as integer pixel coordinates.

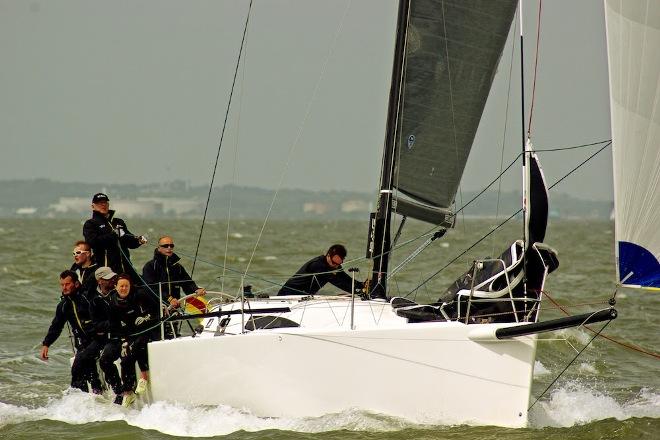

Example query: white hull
[148,297,537,428]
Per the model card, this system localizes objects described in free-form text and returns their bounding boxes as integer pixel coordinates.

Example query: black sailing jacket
[70,262,99,300]
[83,210,142,277]
[277,255,364,296]
[42,290,94,349]
[141,250,198,302]
[89,289,120,341]
[108,288,160,339]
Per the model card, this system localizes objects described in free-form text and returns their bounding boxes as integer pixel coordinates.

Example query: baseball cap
[92,193,110,203]
[95,266,117,280]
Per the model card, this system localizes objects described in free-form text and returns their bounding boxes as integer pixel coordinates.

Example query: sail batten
[393,0,518,222]
[605,0,660,289]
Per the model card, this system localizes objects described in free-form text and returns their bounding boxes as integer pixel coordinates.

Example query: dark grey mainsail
[393,0,518,224]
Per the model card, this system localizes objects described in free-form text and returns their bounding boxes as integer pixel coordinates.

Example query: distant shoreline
[0,178,613,220]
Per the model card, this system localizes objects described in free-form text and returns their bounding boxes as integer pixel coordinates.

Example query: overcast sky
[1,0,612,201]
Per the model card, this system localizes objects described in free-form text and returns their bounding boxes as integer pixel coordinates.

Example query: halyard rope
[240,0,354,291]
[191,0,254,277]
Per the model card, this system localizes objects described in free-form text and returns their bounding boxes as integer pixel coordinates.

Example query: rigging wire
[528,317,611,411]
[222,18,251,292]
[372,0,410,289]
[493,12,519,257]
[459,139,611,219]
[389,1,408,266]
[177,139,612,297]
[405,141,611,297]
[440,0,465,232]
[526,0,543,139]
[534,139,612,152]
[191,0,254,277]
[368,139,611,275]
[543,290,660,360]
[240,0,354,288]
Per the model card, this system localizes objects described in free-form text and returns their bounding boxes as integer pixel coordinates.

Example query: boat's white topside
[148,295,538,428]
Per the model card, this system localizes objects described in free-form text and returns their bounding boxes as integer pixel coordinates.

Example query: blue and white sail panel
[605,0,660,290]
[393,0,518,224]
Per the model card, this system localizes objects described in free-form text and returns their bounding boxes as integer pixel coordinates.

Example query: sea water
[1,218,658,439]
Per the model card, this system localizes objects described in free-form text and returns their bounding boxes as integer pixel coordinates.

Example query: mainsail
[605,0,660,289]
[369,0,519,296]
[393,0,518,224]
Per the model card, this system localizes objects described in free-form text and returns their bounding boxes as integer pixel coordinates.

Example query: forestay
[393,0,518,224]
[605,0,660,289]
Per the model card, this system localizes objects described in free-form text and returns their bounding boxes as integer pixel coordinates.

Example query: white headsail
[605,0,660,289]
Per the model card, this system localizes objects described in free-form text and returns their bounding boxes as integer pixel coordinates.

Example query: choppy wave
[530,382,660,428]
[1,385,658,437]
[0,390,416,436]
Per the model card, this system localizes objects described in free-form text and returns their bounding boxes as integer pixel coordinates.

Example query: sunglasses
[159,243,175,249]
[73,250,90,256]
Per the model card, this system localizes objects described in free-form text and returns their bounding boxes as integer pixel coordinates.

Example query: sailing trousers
[70,339,103,393]
[119,334,150,392]
[83,339,123,395]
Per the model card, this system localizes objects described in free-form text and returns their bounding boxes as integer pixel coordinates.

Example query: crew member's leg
[99,340,123,401]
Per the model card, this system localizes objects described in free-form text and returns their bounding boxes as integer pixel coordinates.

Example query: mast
[518,1,529,306]
[519,1,528,249]
[368,0,410,299]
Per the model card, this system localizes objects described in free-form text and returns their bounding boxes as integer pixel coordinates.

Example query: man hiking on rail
[277,244,365,296]
[87,266,125,404]
[40,270,102,394]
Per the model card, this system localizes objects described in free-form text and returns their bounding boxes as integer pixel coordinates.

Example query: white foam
[2,385,658,434]
[0,390,413,436]
[263,256,278,261]
[554,328,592,345]
[530,381,660,428]
[578,362,598,374]
[0,391,122,428]
[533,360,551,377]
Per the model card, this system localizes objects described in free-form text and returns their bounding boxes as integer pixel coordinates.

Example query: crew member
[39,270,102,393]
[109,274,160,407]
[141,235,205,338]
[83,193,147,282]
[70,240,98,299]
[277,244,365,296]
[87,266,124,404]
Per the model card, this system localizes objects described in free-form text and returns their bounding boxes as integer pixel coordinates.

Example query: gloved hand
[134,314,151,326]
[138,235,147,245]
[120,341,129,358]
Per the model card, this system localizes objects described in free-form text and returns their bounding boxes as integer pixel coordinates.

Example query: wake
[1,384,658,436]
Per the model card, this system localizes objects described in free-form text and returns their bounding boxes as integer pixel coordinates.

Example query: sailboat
[141,0,642,428]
